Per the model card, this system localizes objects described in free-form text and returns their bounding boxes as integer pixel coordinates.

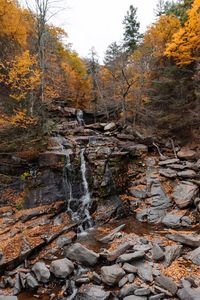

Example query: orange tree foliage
[165,0,200,65]
[0,50,40,102]
[41,26,92,107]
[0,0,30,56]
[144,15,181,59]
[0,0,93,130]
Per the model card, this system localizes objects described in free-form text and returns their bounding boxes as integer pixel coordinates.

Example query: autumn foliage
[0,0,92,129]
[165,0,200,65]
[0,0,199,139]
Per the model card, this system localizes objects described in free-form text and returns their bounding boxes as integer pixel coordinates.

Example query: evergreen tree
[104,42,123,67]
[155,0,193,24]
[122,5,141,53]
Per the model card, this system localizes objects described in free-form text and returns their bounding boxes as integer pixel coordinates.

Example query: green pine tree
[122,5,141,53]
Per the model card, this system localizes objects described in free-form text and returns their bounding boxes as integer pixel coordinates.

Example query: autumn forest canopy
[0,0,200,143]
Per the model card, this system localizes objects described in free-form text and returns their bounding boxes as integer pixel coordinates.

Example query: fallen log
[0,222,78,275]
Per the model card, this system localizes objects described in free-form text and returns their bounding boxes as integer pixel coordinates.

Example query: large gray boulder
[177,148,196,160]
[32,262,50,283]
[119,283,139,298]
[177,170,197,179]
[158,158,180,166]
[75,284,110,300]
[65,243,99,266]
[166,233,200,247]
[173,182,199,208]
[155,275,178,295]
[162,212,192,228]
[159,168,177,178]
[164,245,182,267]
[117,251,145,263]
[152,243,165,261]
[101,264,125,286]
[104,122,116,131]
[185,246,200,265]
[25,273,39,289]
[177,287,200,300]
[137,262,153,282]
[162,213,181,228]
[122,263,137,273]
[50,258,74,278]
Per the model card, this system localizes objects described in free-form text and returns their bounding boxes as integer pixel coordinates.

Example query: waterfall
[62,148,93,233]
[63,152,73,214]
[80,149,90,205]
[77,109,84,126]
[78,148,93,233]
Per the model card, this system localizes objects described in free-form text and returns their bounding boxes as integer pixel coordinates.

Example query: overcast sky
[21,0,159,62]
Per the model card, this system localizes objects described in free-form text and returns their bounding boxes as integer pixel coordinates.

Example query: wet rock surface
[0,107,200,299]
[65,243,99,266]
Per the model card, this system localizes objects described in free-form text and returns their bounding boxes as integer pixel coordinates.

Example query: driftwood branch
[153,142,165,159]
[170,138,177,159]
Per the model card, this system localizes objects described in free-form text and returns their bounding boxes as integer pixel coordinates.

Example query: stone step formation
[0,106,199,299]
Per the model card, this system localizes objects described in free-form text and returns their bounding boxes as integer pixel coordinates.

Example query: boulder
[104,122,116,131]
[118,275,128,288]
[127,273,135,283]
[162,212,192,228]
[117,251,145,263]
[56,235,73,248]
[25,273,39,289]
[65,243,99,266]
[155,275,178,295]
[152,244,165,261]
[107,242,133,262]
[164,245,182,267]
[185,247,200,265]
[50,258,74,278]
[101,264,125,286]
[159,168,177,178]
[178,170,197,179]
[133,244,151,252]
[75,284,110,300]
[166,233,200,247]
[32,262,50,283]
[122,263,137,273]
[129,186,147,199]
[158,158,180,166]
[134,287,151,296]
[162,213,181,228]
[177,287,200,300]
[172,182,199,208]
[119,284,139,298]
[150,182,171,209]
[177,148,196,160]
[137,262,153,282]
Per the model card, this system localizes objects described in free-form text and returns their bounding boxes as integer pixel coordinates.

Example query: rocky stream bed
[0,105,200,299]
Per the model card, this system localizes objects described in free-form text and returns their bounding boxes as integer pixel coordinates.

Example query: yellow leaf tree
[165,0,200,65]
[144,14,181,59]
[0,50,40,102]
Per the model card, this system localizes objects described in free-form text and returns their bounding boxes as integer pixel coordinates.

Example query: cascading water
[63,152,73,214]
[62,146,93,233]
[77,148,93,233]
[76,109,84,126]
